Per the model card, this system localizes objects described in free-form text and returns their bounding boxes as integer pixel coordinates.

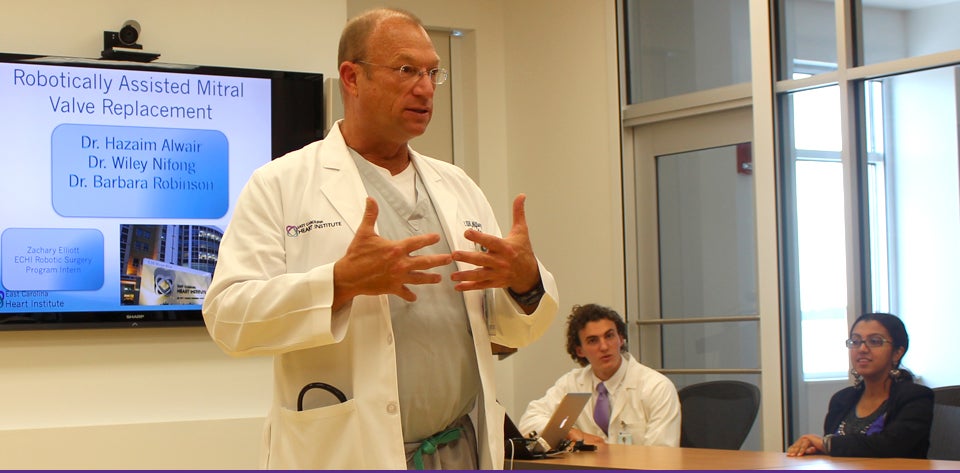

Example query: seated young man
[519,304,680,447]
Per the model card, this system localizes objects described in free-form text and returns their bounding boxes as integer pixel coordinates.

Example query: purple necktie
[594,382,610,435]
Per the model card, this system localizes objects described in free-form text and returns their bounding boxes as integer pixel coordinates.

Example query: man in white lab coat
[519,304,679,448]
[201,7,558,470]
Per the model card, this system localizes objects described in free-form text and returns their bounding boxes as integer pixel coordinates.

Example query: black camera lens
[118,20,140,46]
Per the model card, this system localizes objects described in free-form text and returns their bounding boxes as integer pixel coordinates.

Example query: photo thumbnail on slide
[119,224,220,306]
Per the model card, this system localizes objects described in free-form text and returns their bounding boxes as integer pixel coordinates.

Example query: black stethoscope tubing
[297,382,348,411]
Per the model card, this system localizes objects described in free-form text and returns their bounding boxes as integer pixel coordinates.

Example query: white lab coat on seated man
[518,353,680,447]
[202,122,558,469]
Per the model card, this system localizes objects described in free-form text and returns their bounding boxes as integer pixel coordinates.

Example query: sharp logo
[126,314,146,320]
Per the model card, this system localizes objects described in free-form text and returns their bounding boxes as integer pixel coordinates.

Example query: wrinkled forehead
[367,18,439,63]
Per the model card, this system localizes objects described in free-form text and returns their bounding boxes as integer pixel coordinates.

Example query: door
[622,104,781,450]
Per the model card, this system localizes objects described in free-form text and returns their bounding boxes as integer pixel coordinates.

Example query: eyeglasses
[845,336,892,349]
[356,61,448,85]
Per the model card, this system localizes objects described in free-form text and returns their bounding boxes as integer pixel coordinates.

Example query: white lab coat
[518,354,680,447]
[202,122,558,469]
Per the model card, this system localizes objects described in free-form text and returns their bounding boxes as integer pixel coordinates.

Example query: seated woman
[787,312,933,458]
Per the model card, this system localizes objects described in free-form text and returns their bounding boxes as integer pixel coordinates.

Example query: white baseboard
[0,416,264,469]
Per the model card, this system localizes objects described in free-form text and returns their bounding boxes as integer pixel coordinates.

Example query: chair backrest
[928,385,960,460]
[678,380,760,450]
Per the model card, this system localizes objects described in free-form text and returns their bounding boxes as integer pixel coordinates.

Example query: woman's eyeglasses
[845,336,891,349]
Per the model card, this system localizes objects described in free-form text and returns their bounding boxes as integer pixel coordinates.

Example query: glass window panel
[785,80,894,380]
[876,65,960,387]
[785,83,850,380]
[799,315,849,377]
[792,84,841,152]
[866,155,890,313]
[657,144,758,319]
[769,0,960,448]
[776,0,838,80]
[661,321,759,370]
[865,80,885,156]
[794,161,848,380]
[623,0,750,103]
[862,0,960,66]
[795,160,847,323]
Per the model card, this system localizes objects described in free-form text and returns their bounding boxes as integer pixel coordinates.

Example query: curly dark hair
[565,304,628,367]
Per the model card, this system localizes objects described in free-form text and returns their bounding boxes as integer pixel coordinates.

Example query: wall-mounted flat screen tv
[0,52,324,330]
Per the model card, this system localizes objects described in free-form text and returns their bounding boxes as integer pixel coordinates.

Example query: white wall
[908,2,960,56]
[0,0,623,468]
[0,0,346,72]
[499,0,624,419]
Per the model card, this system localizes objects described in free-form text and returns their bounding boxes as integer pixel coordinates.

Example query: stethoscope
[297,382,347,411]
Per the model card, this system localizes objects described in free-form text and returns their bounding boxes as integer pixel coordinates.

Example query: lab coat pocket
[616,413,646,446]
[270,398,365,469]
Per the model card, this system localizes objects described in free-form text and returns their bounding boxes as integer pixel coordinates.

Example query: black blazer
[823,380,934,458]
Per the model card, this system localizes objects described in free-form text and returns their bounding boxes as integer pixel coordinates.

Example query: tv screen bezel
[0,52,324,331]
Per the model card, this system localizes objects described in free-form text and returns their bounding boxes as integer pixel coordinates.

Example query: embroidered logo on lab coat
[286,219,343,237]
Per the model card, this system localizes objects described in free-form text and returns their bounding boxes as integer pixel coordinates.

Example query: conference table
[508,443,960,470]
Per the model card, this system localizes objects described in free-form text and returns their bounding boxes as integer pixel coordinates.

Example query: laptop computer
[504,392,591,458]
[504,413,540,460]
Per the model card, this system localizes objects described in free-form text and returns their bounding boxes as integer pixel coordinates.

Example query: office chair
[928,385,960,460]
[677,380,760,450]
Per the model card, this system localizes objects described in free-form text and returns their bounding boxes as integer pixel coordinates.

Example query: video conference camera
[101,19,160,62]
[117,20,142,46]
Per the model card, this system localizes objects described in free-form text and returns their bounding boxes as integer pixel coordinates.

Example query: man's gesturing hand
[450,194,541,294]
[333,197,452,310]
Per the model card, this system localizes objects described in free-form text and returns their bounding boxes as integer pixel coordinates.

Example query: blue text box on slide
[51,124,229,218]
[1,228,104,291]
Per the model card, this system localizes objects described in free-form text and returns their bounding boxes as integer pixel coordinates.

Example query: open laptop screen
[534,392,591,452]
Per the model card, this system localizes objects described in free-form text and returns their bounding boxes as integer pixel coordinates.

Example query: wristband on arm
[508,278,545,306]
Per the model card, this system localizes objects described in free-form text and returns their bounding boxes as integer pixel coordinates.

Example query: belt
[411,425,463,470]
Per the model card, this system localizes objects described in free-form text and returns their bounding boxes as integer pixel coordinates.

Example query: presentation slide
[0,60,272,314]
